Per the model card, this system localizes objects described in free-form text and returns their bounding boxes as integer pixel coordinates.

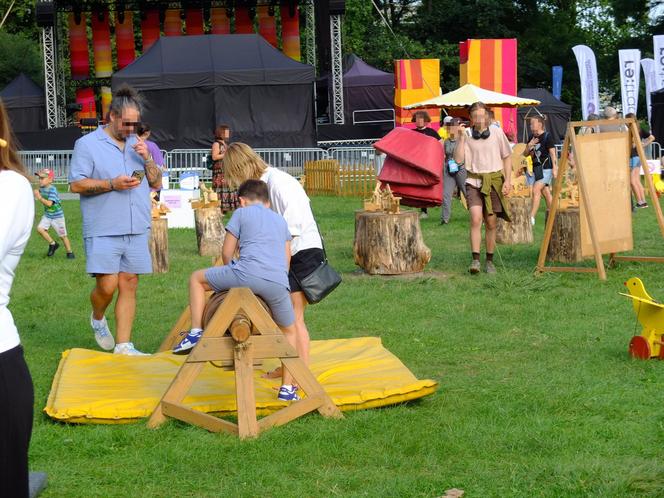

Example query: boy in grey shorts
[173,179,300,401]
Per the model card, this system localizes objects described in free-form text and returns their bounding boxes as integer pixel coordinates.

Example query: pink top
[463,126,512,187]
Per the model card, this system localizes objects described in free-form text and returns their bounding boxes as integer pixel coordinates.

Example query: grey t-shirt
[225,203,292,287]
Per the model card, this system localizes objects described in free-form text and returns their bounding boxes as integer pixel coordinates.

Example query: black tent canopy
[0,73,46,133]
[112,34,316,149]
[316,54,394,124]
[516,88,571,144]
[650,88,664,144]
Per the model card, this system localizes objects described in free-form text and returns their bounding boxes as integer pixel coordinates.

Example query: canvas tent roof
[112,34,314,90]
[516,88,571,144]
[318,54,393,87]
[0,73,44,108]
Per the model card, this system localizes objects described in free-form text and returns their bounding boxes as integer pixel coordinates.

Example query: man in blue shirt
[69,85,162,356]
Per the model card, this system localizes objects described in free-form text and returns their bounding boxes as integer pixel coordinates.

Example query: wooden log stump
[546,208,583,263]
[497,196,533,245]
[194,207,226,257]
[353,210,431,274]
[149,218,169,273]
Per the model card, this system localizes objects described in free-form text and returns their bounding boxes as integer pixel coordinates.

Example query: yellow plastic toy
[620,277,664,359]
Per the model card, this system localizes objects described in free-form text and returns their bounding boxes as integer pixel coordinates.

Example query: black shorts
[289,248,325,292]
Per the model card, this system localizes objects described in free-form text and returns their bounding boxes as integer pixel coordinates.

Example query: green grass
[13,196,664,497]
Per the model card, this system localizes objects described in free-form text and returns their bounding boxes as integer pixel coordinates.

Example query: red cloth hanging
[91,10,113,78]
[234,7,253,34]
[115,11,135,69]
[374,128,444,208]
[141,9,160,52]
[76,88,97,121]
[185,8,204,35]
[68,12,89,80]
[280,5,300,61]
[210,7,231,34]
[257,6,277,47]
[164,9,182,36]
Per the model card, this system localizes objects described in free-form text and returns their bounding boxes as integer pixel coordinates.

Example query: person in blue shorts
[173,179,300,401]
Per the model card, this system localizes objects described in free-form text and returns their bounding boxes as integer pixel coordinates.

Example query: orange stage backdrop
[115,11,135,70]
[141,9,160,51]
[185,8,204,35]
[100,86,112,120]
[280,5,300,61]
[257,6,277,47]
[164,9,182,36]
[76,88,96,120]
[234,7,253,34]
[210,7,231,34]
[68,13,89,80]
[460,39,518,137]
[394,59,440,129]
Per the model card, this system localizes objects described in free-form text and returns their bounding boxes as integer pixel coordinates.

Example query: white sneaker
[113,342,149,356]
[531,216,536,226]
[90,313,115,351]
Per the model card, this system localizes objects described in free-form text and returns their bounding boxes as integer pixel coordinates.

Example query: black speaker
[329,0,346,15]
[36,1,55,27]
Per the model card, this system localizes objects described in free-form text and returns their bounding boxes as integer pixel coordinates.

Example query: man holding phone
[69,85,162,355]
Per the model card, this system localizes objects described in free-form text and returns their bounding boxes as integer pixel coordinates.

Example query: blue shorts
[535,169,553,186]
[84,233,152,275]
[204,266,295,327]
[524,170,535,186]
[630,156,641,170]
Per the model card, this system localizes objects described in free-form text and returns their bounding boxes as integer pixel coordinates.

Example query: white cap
[442,116,453,124]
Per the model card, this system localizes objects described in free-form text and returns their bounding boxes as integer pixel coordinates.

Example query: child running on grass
[173,179,300,401]
[34,168,75,259]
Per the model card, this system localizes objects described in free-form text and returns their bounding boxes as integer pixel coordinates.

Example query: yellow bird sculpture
[620,277,664,359]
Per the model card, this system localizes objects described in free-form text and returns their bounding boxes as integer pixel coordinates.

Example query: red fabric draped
[68,13,89,80]
[115,11,135,70]
[76,88,97,121]
[141,9,160,52]
[234,7,253,34]
[210,8,231,34]
[257,6,277,47]
[280,5,300,61]
[91,10,113,77]
[164,9,182,36]
[185,8,204,35]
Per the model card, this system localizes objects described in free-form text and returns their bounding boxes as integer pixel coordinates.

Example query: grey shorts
[84,232,152,275]
[38,215,67,237]
[204,266,295,327]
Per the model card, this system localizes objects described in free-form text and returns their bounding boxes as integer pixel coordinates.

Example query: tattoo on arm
[84,185,106,195]
[145,162,162,188]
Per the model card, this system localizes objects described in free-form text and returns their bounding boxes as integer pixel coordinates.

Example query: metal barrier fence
[20,150,74,184]
[327,147,384,175]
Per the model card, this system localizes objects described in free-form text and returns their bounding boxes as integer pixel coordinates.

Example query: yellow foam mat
[45,337,438,424]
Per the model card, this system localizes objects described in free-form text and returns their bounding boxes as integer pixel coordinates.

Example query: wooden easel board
[575,131,633,257]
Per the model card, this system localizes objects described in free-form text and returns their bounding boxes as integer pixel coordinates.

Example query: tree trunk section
[353,210,431,275]
[546,208,583,263]
[149,218,169,274]
[194,207,226,257]
[496,197,533,245]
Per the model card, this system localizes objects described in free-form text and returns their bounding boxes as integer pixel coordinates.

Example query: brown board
[575,131,633,257]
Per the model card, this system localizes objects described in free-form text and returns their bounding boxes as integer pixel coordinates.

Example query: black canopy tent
[111,34,316,149]
[650,88,664,144]
[0,73,46,133]
[516,88,571,144]
[316,54,394,124]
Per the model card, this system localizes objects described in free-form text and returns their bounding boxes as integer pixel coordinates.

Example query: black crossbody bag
[293,222,342,305]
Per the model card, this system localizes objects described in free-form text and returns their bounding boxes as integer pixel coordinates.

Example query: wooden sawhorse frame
[147,288,343,439]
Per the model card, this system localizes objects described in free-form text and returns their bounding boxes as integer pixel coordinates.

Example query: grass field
[12,195,664,497]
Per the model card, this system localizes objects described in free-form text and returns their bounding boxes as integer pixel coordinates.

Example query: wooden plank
[568,127,608,280]
[612,256,664,263]
[235,344,259,439]
[147,361,206,428]
[282,358,343,419]
[188,335,298,363]
[256,395,324,432]
[161,401,238,434]
[537,133,570,272]
[539,266,599,273]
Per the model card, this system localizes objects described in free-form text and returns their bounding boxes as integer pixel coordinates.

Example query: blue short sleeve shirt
[69,126,151,238]
[225,204,292,288]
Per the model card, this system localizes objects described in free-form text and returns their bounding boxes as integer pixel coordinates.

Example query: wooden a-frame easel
[148,288,343,439]
[536,118,664,280]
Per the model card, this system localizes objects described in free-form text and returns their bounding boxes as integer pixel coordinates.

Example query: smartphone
[132,169,145,182]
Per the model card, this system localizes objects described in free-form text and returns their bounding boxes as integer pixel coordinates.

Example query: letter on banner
[654,35,664,91]
[641,58,656,124]
[572,45,600,119]
[619,49,640,116]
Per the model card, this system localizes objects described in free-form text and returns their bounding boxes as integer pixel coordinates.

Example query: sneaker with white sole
[531,216,536,226]
[90,313,115,351]
[277,385,300,401]
[468,259,481,274]
[113,342,149,356]
[172,330,202,355]
[485,261,497,274]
